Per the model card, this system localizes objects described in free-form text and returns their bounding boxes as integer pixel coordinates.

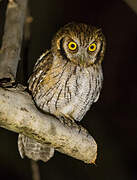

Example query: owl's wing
[33,50,51,71]
[28,50,53,93]
[93,92,100,103]
[18,134,54,162]
[93,71,103,103]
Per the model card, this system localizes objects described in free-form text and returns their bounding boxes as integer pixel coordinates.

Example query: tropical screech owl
[18,22,106,162]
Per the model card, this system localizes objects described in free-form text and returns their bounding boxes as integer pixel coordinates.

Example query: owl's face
[52,22,106,67]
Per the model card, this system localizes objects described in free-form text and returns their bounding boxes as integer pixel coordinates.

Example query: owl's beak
[79,55,87,67]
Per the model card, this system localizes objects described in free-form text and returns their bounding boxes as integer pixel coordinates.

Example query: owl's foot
[56,112,88,135]
[55,111,75,123]
[58,113,75,127]
[77,125,88,135]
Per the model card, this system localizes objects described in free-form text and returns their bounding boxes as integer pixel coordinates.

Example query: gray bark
[0,0,28,86]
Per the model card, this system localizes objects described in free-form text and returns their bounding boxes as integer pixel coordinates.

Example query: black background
[0,0,137,180]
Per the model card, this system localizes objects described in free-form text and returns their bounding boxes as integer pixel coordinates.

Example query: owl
[18,22,106,162]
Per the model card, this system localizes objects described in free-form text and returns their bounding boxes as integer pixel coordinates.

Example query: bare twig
[0,0,28,86]
[31,160,40,180]
[123,0,137,15]
[0,86,97,164]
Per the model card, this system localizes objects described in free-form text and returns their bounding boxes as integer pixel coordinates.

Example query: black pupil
[90,45,94,49]
[71,44,75,48]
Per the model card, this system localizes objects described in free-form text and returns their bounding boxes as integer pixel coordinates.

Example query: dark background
[0,0,137,180]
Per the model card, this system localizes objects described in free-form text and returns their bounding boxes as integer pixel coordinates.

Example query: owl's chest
[57,66,101,121]
[37,62,102,121]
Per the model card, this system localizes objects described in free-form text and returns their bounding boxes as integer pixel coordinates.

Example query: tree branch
[123,0,137,15]
[0,86,97,164]
[0,0,28,86]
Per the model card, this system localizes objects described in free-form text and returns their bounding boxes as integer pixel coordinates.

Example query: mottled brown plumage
[18,22,106,162]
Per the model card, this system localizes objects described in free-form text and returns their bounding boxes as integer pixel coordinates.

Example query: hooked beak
[78,55,88,68]
[79,55,84,64]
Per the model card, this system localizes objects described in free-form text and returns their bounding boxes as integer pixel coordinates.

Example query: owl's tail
[18,134,54,162]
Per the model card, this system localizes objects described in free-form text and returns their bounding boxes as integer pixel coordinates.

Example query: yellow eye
[68,41,77,50]
[88,43,97,52]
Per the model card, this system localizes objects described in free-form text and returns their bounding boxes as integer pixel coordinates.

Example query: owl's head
[51,22,106,67]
